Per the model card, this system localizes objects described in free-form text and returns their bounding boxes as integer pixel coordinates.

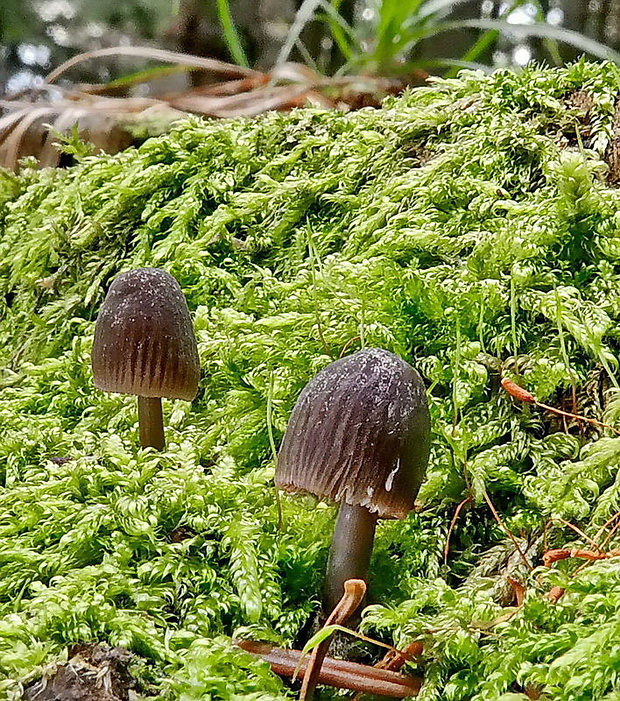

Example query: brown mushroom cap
[276,348,430,519]
[91,268,200,401]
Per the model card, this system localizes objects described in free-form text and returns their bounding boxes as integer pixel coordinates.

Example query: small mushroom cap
[276,348,430,519]
[92,268,200,401]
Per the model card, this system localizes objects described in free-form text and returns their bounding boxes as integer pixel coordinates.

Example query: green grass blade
[417,0,494,21]
[417,57,493,73]
[445,29,500,78]
[320,0,355,61]
[458,19,620,63]
[396,19,620,65]
[276,0,323,66]
[216,0,250,68]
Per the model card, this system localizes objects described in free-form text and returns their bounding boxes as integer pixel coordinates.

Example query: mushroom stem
[138,396,165,450]
[324,502,378,613]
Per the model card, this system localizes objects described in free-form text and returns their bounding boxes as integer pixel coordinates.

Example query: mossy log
[2,62,620,699]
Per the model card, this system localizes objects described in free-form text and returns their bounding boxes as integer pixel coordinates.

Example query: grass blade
[216,0,250,68]
[458,19,620,63]
[276,0,323,67]
[319,0,355,61]
[46,46,259,84]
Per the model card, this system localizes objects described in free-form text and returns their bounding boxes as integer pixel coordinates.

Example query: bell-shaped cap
[276,348,430,519]
[92,268,200,401]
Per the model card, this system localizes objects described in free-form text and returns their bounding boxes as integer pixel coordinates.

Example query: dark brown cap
[276,348,430,519]
[92,268,200,401]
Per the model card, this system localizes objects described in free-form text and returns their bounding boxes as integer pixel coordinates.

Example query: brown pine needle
[554,517,604,554]
[593,510,620,545]
[536,400,620,436]
[444,496,472,565]
[501,377,620,435]
[339,335,361,359]
[483,490,533,571]
[600,514,620,550]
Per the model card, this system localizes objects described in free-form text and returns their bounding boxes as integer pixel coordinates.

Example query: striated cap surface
[276,348,430,519]
[92,268,200,400]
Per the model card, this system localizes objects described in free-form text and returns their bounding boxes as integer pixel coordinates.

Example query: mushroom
[276,348,430,613]
[91,268,200,450]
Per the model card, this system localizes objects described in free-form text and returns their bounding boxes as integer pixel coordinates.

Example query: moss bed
[2,61,620,700]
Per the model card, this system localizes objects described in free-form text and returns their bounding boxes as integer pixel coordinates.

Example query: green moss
[3,60,620,698]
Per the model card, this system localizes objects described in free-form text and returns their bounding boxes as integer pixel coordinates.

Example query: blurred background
[0,0,619,167]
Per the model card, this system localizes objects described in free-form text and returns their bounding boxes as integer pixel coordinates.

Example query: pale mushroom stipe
[276,347,431,613]
[91,268,200,450]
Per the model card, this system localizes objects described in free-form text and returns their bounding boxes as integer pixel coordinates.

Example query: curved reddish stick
[300,579,366,701]
[594,510,620,547]
[339,335,361,359]
[236,641,422,697]
[507,576,526,607]
[543,547,620,567]
[548,585,565,603]
[443,496,472,565]
[482,490,533,571]
[501,378,620,435]
[376,640,424,671]
[352,640,424,701]
[554,516,603,553]
[500,378,535,403]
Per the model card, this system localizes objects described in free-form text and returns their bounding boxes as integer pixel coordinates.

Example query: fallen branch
[299,579,366,700]
[236,641,422,698]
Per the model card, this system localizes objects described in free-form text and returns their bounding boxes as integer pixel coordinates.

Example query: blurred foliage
[4,0,620,96]
[0,0,175,92]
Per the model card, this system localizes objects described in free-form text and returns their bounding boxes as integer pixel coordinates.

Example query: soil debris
[566,89,595,122]
[23,643,134,701]
[605,99,620,184]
